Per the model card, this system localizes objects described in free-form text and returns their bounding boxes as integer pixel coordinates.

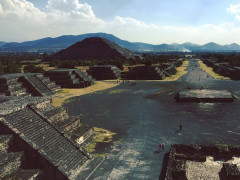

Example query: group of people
[158,123,182,153]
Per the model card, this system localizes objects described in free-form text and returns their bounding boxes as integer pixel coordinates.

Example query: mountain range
[1,33,240,53]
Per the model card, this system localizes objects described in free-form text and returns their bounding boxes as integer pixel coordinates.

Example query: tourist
[162,143,165,151]
[159,143,162,151]
[179,124,182,131]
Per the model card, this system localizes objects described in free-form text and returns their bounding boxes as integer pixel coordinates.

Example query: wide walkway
[65,59,240,179]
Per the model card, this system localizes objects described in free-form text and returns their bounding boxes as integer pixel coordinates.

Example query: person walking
[158,143,162,151]
[162,142,165,151]
[179,124,182,131]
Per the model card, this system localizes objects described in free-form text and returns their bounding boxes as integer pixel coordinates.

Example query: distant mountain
[0,41,6,47]
[1,33,240,53]
[48,37,136,61]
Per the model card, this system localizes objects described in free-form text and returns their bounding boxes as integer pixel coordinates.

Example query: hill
[48,37,136,60]
[1,33,240,52]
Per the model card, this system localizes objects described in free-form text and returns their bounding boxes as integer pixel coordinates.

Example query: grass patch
[163,60,189,81]
[52,81,119,107]
[84,127,117,156]
[198,60,230,80]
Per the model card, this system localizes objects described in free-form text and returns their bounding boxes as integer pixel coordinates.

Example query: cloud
[0,0,104,41]
[1,0,240,45]
[104,16,240,45]
[227,4,240,22]
[227,4,240,14]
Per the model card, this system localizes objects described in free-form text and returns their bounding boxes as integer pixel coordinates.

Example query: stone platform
[175,89,234,103]
[163,144,240,180]
[0,96,96,179]
[45,69,93,88]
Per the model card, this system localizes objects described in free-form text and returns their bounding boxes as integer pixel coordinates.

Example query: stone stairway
[0,134,41,180]
[36,74,61,93]
[20,75,53,96]
[0,76,31,97]
[45,69,93,88]
[31,102,94,146]
[127,66,165,80]
[87,65,121,80]
[73,70,94,87]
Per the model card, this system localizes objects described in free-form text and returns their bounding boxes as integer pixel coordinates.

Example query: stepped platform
[87,65,121,80]
[164,144,240,180]
[0,73,60,97]
[127,65,165,80]
[45,69,93,88]
[0,96,97,179]
[175,89,234,103]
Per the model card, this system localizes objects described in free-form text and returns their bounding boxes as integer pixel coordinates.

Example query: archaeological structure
[202,59,240,80]
[175,89,234,103]
[0,73,60,97]
[0,96,96,179]
[164,144,240,180]
[87,65,122,80]
[44,69,93,88]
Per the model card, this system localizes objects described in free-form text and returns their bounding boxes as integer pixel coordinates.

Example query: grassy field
[52,81,120,107]
[198,60,230,80]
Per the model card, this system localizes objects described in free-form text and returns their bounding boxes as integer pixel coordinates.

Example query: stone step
[2,169,41,180]
[55,116,81,133]
[9,88,28,96]
[70,125,94,145]
[0,134,13,153]
[43,107,69,122]
[0,152,24,179]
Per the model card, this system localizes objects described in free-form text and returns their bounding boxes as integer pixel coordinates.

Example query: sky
[1,0,240,44]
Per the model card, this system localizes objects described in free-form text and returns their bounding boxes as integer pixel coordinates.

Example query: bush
[144,59,152,66]
[23,64,45,73]
[4,63,21,74]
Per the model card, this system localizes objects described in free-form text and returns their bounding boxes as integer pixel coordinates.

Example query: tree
[0,64,4,75]
[23,64,45,73]
[4,63,21,74]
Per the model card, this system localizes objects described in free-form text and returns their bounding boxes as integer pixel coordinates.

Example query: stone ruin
[45,69,94,88]
[87,65,121,80]
[163,144,240,180]
[0,96,97,179]
[175,89,234,103]
[126,60,182,80]
[0,73,60,97]
[202,59,240,80]
[127,66,165,80]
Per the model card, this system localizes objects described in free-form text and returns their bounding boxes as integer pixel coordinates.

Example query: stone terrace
[45,69,93,88]
[164,144,240,180]
[175,89,234,103]
[87,65,121,80]
[0,73,60,97]
[0,96,96,179]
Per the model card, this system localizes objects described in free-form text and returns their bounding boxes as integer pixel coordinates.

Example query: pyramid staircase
[30,101,94,146]
[127,66,165,80]
[45,69,93,88]
[0,76,31,97]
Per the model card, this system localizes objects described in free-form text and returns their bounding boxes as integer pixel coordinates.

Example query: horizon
[2,32,240,46]
[1,0,240,44]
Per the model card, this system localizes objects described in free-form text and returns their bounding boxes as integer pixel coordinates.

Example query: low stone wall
[164,144,240,180]
[202,60,240,80]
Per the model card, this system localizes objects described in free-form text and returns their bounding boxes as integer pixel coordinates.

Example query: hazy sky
[1,0,240,44]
